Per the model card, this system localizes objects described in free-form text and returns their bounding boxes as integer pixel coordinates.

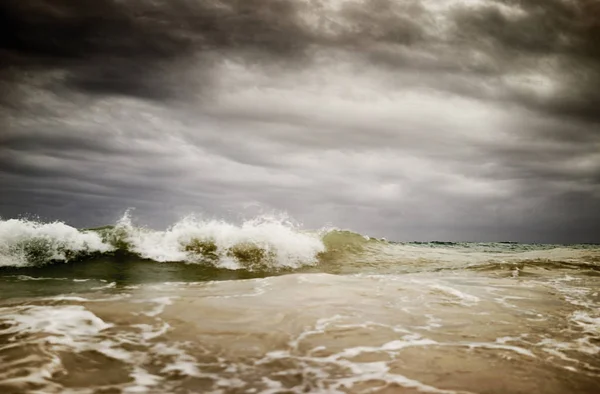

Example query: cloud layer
[1,0,599,243]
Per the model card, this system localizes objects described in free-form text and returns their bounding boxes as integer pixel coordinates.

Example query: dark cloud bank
[1,0,599,243]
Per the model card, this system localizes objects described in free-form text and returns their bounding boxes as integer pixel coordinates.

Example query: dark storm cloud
[0,0,314,100]
[1,0,598,117]
[447,0,600,122]
[0,0,599,242]
[0,129,125,156]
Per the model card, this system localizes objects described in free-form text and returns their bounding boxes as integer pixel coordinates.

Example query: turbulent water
[0,214,599,393]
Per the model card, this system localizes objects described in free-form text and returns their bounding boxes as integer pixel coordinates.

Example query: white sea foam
[0,304,123,390]
[139,296,175,317]
[132,322,171,340]
[152,342,206,378]
[11,275,70,281]
[0,305,112,339]
[571,311,600,335]
[1,212,598,270]
[0,218,112,267]
[91,282,117,290]
[115,212,325,268]
[0,301,211,392]
[0,212,327,268]
[262,318,476,394]
[124,368,162,393]
[331,360,474,394]
[430,284,480,305]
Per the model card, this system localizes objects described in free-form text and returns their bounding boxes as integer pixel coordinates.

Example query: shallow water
[1,259,599,393]
[0,217,599,393]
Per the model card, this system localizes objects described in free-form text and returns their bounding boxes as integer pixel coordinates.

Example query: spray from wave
[1,211,598,273]
[0,218,112,267]
[100,211,326,270]
[0,211,329,270]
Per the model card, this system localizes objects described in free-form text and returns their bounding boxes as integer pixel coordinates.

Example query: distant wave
[1,212,599,271]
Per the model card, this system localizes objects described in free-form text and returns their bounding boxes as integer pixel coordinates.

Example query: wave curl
[1,213,598,273]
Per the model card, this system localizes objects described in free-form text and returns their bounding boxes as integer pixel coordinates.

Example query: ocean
[0,213,599,393]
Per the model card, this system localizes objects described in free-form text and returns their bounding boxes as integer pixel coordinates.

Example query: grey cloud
[448,0,600,122]
[1,0,599,242]
[1,130,126,157]
[4,85,598,240]
[2,0,598,120]
[0,0,314,100]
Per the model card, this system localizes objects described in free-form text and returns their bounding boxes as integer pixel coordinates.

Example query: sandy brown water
[1,260,599,394]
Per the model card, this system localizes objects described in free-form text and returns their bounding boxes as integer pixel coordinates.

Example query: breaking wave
[0,212,329,270]
[0,212,599,272]
[0,218,112,267]
[98,212,326,270]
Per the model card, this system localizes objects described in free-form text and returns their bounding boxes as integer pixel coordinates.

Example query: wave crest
[1,213,598,272]
[89,212,326,270]
[0,219,112,267]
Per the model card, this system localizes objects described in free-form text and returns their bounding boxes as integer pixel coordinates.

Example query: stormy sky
[1,0,599,243]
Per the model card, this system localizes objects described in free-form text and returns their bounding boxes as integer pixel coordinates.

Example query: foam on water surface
[1,271,600,393]
[1,213,600,393]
